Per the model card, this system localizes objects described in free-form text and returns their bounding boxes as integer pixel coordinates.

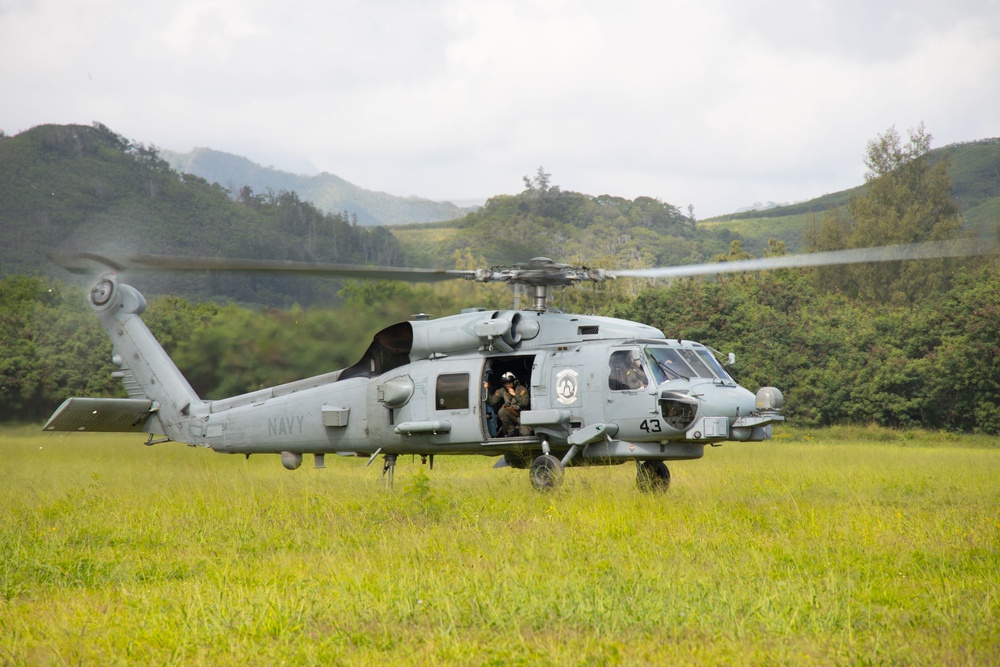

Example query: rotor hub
[474,258,609,311]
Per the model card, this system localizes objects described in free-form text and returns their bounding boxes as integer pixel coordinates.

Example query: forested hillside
[0,123,400,305]
[162,147,476,226]
[701,137,1000,250]
[4,253,996,431]
[391,168,740,269]
[0,124,759,299]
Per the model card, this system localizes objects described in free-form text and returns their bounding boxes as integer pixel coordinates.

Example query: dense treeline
[3,256,997,432]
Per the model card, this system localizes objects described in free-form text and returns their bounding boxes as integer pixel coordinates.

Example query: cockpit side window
[609,350,649,390]
[644,346,733,382]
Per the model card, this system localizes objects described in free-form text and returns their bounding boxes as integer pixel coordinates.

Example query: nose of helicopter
[698,382,758,421]
[658,381,760,441]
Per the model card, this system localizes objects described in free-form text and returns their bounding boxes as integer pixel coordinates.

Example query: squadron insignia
[555,369,580,405]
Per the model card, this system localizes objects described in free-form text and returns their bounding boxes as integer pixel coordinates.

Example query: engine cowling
[409,310,539,357]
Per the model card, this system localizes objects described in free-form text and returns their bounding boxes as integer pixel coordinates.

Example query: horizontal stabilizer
[43,398,157,432]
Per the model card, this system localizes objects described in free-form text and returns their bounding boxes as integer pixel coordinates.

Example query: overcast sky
[3,0,999,217]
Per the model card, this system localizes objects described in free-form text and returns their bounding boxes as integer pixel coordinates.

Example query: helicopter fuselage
[44,274,784,487]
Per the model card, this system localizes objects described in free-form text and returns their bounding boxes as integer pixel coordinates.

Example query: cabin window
[436,373,470,410]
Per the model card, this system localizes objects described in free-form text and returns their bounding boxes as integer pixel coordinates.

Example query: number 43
[639,419,662,433]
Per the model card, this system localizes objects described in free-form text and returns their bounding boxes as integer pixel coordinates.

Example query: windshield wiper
[656,360,689,381]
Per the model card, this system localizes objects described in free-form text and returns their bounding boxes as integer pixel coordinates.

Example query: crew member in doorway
[488,372,531,436]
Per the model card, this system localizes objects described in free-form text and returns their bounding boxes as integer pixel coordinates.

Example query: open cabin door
[481,355,537,441]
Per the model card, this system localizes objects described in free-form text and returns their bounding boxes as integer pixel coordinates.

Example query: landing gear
[529,454,564,491]
[365,448,398,488]
[636,460,670,492]
[381,453,398,487]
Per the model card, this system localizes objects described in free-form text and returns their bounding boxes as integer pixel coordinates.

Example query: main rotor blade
[50,252,476,283]
[50,237,996,288]
[610,238,997,280]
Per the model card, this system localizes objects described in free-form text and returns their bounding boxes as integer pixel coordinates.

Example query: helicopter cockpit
[643,343,735,385]
[608,341,735,389]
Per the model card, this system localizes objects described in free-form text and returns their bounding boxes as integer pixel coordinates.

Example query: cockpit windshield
[644,345,733,384]
[646,348,692,382]
[677,349,714,378]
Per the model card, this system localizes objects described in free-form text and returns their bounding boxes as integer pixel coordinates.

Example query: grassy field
[1,425,997,665]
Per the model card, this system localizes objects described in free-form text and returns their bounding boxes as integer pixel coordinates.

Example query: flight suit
[624,365,648,389]
[489,382,531,436]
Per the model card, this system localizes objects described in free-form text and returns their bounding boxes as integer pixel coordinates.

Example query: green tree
[712,240,754,283]
[927,259,1000,433]
[808,123,963,303]
[522,166,553,194]
[0,277,119,421]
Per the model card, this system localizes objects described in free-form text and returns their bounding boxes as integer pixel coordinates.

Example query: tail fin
[44,274,203,440]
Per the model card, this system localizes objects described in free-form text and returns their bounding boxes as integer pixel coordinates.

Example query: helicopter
[43,239,992,491]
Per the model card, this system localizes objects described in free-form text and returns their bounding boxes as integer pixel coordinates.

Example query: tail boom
[44,274,204,441]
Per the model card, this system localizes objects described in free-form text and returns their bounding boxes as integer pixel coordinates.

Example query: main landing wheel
[636,461,670,492]
[529,454,564,491]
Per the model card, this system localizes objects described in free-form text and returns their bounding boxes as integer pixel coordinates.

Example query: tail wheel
[529,454,564,491]
[637,461,670,492]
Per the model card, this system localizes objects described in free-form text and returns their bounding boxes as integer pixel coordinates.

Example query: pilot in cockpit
[610,350,648,390]
[625,352,648,389]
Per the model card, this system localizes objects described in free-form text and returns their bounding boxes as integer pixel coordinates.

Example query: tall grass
[1,425,997,665]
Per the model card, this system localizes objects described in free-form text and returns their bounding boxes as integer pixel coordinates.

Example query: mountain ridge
[161,147,477,227]
[166,138,1000,250]
[0,123,401,305]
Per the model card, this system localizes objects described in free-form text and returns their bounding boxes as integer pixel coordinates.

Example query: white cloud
[2,0,999,216]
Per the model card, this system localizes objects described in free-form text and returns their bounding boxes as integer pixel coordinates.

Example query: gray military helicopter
[44,240,989,491]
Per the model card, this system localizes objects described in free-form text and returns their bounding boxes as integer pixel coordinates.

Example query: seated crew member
[610,350,648,390]
[488,372,531,436]
[625,353,648,389]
